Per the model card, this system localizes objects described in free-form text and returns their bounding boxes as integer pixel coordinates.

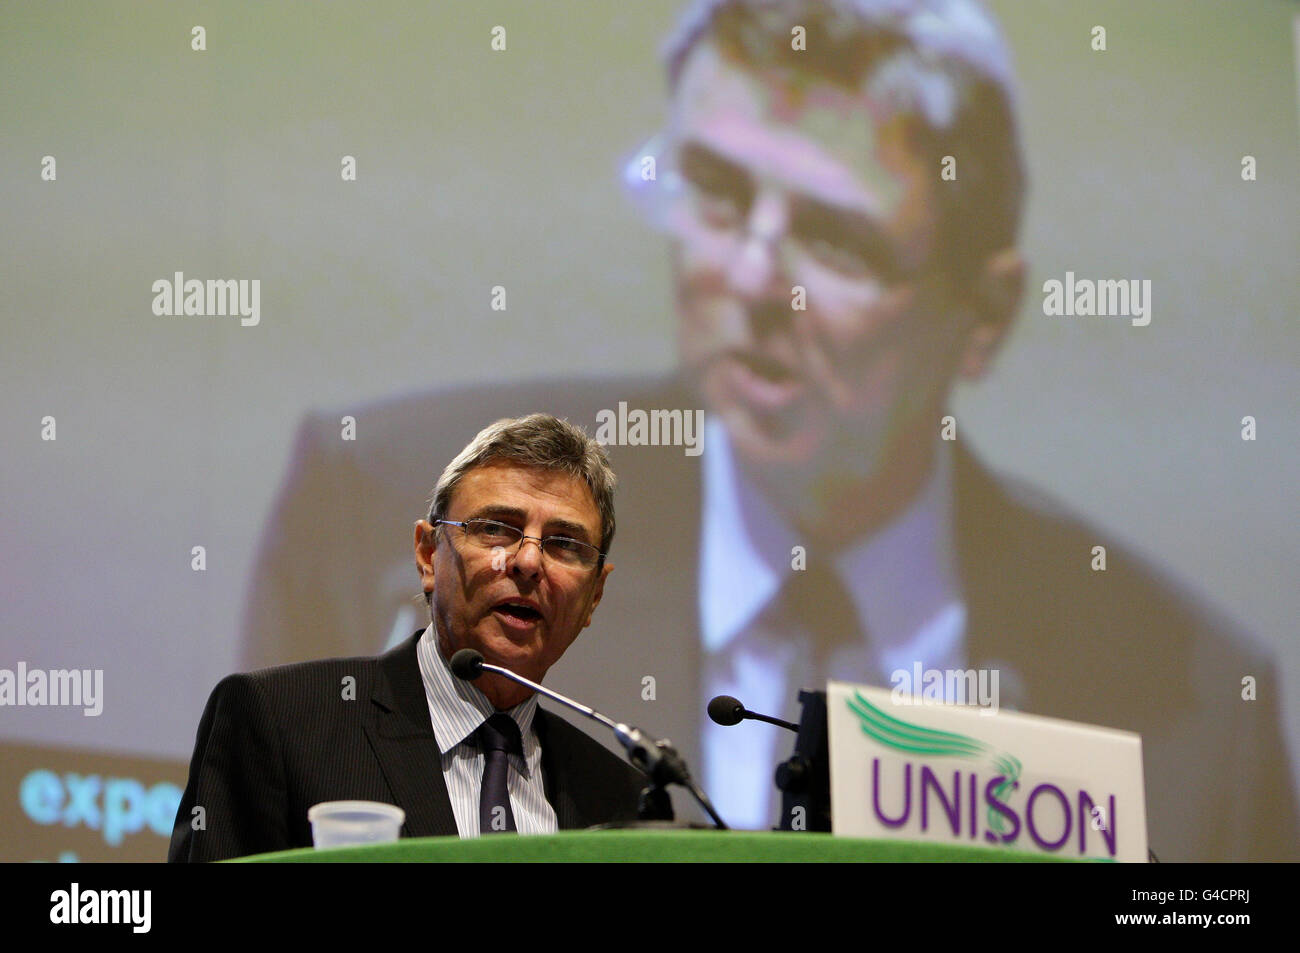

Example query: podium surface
[235,830,1072,863]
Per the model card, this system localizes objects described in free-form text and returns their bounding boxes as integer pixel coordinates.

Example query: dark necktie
[780,561,866,681]
[476,713,523,834]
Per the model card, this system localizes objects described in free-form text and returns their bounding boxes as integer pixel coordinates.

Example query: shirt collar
[416,623,540,758]
[700,418,960,654]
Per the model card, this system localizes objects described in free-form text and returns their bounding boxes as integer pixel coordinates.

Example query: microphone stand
[466,655,728,829]
[775,690,832,832]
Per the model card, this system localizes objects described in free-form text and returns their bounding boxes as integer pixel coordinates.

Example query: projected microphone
[707,694,799,732]
[450,648,728,829]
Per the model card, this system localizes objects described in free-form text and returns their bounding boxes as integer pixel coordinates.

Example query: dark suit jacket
[238,375,1300,861]
[169,631,645,861]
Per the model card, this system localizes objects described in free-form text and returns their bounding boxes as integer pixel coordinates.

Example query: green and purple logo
[848,690,1117,856]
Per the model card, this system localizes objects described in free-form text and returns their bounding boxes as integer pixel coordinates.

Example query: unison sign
[828,683,1148,862]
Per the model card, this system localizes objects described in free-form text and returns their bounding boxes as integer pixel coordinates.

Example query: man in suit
[238,0,1299,858]
[170,415,645,861]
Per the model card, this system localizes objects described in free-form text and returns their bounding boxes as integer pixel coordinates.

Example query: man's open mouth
[736,350,799,384]
[725,350,805,412]
[492,600,543,624]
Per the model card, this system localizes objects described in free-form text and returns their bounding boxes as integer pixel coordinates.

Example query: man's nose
[725,192,789,300]
[509,536,544,577]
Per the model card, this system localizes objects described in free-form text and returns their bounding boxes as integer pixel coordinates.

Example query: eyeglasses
[622,131,930,289]
[434,518,606,571]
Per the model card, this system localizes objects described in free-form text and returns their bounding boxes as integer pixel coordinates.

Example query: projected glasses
[622,131,930,291]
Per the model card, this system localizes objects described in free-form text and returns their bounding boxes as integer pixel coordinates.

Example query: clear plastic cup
[307,800,406,849]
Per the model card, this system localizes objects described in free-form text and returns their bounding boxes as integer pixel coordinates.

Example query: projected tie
[780,562,865,681]
[476,713,522,834]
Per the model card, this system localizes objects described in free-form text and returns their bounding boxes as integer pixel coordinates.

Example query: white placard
[827,682,1148,861]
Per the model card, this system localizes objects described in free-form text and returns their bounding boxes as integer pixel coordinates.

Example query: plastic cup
[307,800,406,849]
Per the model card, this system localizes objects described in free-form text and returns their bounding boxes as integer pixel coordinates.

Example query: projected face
[414,461,612,710]
[668,44,1006,528]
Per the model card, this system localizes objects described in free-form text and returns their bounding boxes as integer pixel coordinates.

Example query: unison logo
[0,663,102,716]
[849,691,1117,857]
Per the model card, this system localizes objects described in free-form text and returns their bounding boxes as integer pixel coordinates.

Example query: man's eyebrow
[468,505,596,544]
[789,193,900,273]
[469,504,529,523]
[680,140,754,190]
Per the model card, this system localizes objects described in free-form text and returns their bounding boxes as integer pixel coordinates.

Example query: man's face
[414,460,612,709]
[669,43,998,512]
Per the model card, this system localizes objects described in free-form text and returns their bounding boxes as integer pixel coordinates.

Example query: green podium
[235,830,1068,862]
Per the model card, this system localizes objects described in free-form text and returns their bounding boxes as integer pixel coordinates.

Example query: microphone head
[707,694,746,727]
[449,648,485,681]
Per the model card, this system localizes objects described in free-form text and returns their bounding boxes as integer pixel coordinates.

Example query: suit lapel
[953,444,1024,677]
[362,631,459,837]
[953,444,1191,723]
[954,443,1085,714]
[534,710,584,829]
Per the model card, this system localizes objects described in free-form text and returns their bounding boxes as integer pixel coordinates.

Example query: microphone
[707,694,799,732]
[450,648,485,681]
[448,648,728,829]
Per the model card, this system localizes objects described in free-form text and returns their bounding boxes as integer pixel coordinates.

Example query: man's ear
[957,248,1024,380]
[582,562,614,629]
[414,520,437,596]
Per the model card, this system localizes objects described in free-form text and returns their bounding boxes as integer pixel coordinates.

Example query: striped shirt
[415,624,558,837]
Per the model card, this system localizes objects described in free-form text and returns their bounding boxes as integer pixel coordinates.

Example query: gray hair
[662,0,1026,278]
[427,414,617,559]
